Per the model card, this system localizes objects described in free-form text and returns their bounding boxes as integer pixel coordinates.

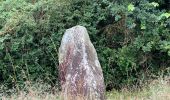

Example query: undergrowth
[0,77,169,100]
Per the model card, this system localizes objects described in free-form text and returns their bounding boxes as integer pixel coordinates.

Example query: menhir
[59,25,105,100]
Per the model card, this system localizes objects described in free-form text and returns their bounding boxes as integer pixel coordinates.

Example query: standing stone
[59,25,105,100]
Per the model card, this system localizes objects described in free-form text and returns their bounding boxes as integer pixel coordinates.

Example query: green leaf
[0,43,4,50]
[0,37,5,43]
[161,13,170,18]
[128,4,135,12]
[150,2,159,7]
[115,15,121,21]
[168,51,170,56]
[141,24,146,29]
[142,42,153,52]
[12,42,20,51]
[141,22,146,29]
[159,13,170,20]
[164,45,170,49]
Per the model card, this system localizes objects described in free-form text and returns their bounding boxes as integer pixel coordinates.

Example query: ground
[1,77,170,100]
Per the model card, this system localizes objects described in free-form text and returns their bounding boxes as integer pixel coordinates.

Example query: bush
[0,0,169,91]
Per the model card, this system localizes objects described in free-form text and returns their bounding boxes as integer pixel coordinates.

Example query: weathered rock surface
[58,25,105,100]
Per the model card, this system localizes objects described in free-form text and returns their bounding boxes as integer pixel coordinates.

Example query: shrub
[0,0,169,91]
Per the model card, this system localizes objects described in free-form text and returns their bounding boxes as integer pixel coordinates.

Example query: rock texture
[58,25,105,100]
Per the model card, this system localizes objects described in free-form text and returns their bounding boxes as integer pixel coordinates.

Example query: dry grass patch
[0,77,170,100]
[0,82,61,100]
[107,77,170,100]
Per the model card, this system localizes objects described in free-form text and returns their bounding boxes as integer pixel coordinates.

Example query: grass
[107,77,170,100]
[0,81,61,100]
[0,77,170,100]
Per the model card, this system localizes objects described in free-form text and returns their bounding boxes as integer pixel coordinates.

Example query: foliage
[0,0,169,91]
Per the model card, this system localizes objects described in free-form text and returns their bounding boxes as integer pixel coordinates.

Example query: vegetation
[107,77,170,100]
[0,0,169,97]
[1,77,170,100]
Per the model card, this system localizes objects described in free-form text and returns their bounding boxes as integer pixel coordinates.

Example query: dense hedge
[0,0,169,91]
